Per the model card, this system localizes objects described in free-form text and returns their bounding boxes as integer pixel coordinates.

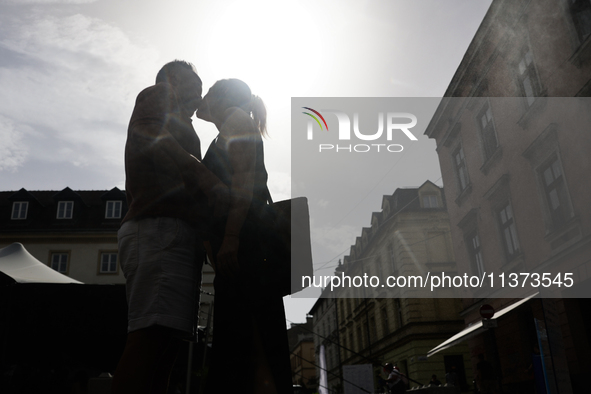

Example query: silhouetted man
[112,60,227,394]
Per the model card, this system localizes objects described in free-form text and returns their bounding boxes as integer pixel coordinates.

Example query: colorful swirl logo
[302,107,329,131]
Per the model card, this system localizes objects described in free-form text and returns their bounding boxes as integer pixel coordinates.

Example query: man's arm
[142,126,229,213]
[129,83,229,213]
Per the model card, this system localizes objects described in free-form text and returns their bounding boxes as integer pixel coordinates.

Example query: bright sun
[198,0,327,106]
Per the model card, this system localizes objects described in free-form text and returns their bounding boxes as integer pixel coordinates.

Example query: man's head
[156,60,203,116]
[156,60,199,85]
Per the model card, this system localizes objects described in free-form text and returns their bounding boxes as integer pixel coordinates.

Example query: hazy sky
[0,0,492,323]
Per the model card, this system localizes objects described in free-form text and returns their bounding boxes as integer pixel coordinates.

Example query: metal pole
[202,300,214,369]
[334,295,344,390]
[185,341,194,394]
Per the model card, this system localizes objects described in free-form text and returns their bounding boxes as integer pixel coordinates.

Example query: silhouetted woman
[197,79,292,394]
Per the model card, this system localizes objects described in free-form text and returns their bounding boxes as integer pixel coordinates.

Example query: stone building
[288,317,317,390]
[313,182,472,391]
[309,294,342,394]
[0,187,215,332]
[425,0,591,392]
[0,187,127,284]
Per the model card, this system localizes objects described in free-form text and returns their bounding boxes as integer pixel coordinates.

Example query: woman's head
[198,79,267,136]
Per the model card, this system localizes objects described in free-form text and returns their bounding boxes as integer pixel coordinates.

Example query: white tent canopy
[0,242,82,284]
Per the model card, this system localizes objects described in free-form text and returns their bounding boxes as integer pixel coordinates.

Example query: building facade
[0,187,215,332]
[311,182,472,391]
[309,294,342,394]
[425,0,591,392]
[287,317,317,390]
[0,187,127,284]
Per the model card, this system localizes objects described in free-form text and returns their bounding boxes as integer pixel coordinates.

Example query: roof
[0,187,127,233]
[339,180,446,273]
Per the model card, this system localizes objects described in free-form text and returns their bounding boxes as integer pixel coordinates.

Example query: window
[356,325,364,350]
[105,201,122,219]
[387,243,397,274]
[362,324,369,348]
[100,253,118,274]
[523,128,575,236]
[498,202,521,260]
[517,48,541,106]
[467,232,485,276]
[477,103,498,160]
[369,316,377,344]
[11,201,28,220]
[570,0,591,41]
[57,201,73,219]
[453,145,470,192]
[381,307,389,336]
[50,253,69,273]
[375,256,384,281]
[422,195,439,208]
[427,232,450,263]
[540,156,571,228]
[395,299,403,328]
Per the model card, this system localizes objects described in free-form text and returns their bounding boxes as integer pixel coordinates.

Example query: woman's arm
[214,107,258,277]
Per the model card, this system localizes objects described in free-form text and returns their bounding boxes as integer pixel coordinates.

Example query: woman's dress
[202,130,293,394]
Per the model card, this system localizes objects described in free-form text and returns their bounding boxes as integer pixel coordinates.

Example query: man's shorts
[118,217,203,335]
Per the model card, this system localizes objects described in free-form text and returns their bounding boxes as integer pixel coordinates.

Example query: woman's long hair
[212,79,267,137]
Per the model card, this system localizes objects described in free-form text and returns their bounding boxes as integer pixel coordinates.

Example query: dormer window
[422,195,439,208]
[57,201,74,219]
[11,201,28,220]
[105,201,122,219]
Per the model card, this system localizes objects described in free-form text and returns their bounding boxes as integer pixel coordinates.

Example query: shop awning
[427,292,539,357]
